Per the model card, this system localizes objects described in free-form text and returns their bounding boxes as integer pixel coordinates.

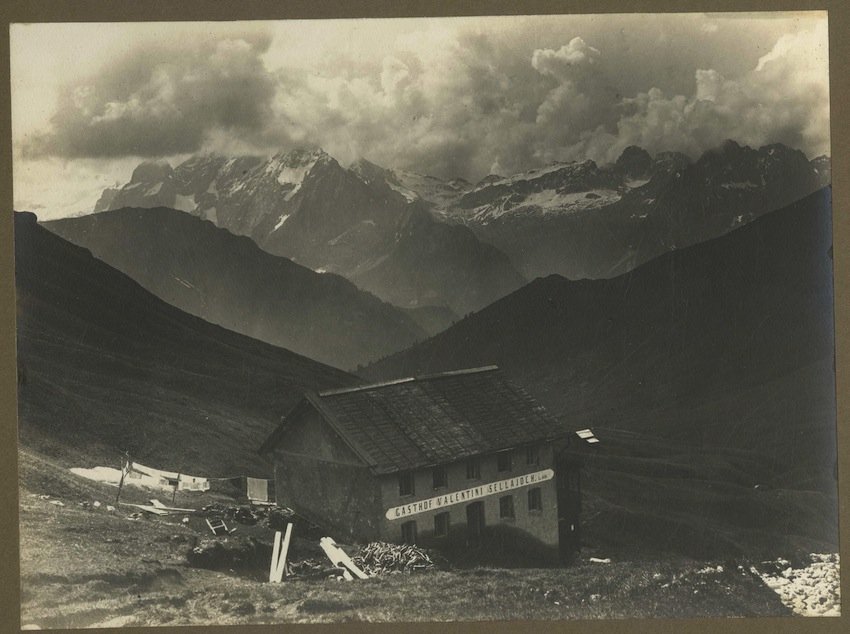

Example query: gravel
[753,553,840,616]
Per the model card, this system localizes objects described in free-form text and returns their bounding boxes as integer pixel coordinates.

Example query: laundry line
[71,460,273,501]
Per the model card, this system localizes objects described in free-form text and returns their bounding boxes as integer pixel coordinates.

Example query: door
[555,451,582,563]
[466,501,485,543]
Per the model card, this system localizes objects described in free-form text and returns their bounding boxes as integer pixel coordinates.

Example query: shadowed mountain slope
[15,212,358,475]
[365,188,837,558]
[44,207,427,370]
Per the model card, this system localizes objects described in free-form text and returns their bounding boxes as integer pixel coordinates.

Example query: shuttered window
[499,495,515,519]
[528,487,543,512]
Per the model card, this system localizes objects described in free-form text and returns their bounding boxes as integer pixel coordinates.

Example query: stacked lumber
[352,542,436,575]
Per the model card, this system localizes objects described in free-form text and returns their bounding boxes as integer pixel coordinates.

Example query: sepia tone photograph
[6,7,841,629]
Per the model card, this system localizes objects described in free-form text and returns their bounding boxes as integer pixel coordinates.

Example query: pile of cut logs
[352,542,436,575]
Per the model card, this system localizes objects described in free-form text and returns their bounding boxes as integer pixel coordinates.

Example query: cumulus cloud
[12,13,830,216]
[22,29,276,159]
[569,19,831,164]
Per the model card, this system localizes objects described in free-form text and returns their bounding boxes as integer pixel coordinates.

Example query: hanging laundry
[179,474,210,491]
[246,477,269,502]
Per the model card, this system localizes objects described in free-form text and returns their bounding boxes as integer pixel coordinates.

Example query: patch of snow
[625,177,650,188]
[230,181,246,193]
[174,276,194,289]
[173,194,196,213]
[201,206,217,223]
[273,214,291,232]
[206,180,218,195]
[283,182,301,202]
[485,162,575,188]
[473,188,621,221]
[388,181,419,202]
[315,267,327,274]
[276,159,316,186]
[145,182,163,196]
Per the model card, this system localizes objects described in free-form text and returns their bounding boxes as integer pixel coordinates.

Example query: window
[433,465,448,489]
[466,457,480,480]
[497,450,512,472]
[434,512,450,538]
[499,495,515,519]
[526,445,539,465]
[528,487,543,512]
[401,520,417,544]
[398,471,414,497]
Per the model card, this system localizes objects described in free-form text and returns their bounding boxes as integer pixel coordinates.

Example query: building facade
[260,366,594,562]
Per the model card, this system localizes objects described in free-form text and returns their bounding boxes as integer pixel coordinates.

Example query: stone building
[260,366,596,562]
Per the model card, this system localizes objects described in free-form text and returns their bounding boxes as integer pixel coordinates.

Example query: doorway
[466,501,485,543]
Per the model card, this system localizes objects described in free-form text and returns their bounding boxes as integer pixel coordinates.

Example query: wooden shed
[260,366,597,563]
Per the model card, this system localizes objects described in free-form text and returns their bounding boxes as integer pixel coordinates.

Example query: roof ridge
[318,365,500,397]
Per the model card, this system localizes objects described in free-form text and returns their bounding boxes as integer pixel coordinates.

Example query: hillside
[15,211,358,475]
[365,188,838,557]
[44,207,427,370]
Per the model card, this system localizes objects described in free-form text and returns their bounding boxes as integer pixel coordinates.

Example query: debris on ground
[206,518,230,536]
[186,536,268,573]
[319,537,369,579]
[351,542,437,575]
[589,557,611,564]
[752,553,840,616]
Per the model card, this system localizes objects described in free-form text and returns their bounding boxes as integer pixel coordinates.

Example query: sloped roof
[261,366,571,474]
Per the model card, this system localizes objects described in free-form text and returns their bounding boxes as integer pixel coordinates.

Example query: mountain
[44,207,428,370]
[364,188,837,557]
[93,149,525,314]
[349,202,526,315]
[436,141,825,280]
[14,211,358,475]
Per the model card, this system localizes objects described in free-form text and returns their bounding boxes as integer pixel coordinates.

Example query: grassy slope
[18,450,790,628]
[15,212,357,476]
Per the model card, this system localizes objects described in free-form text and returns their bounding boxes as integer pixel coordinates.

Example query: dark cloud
[23,30,275,159]
[20,16,829,183]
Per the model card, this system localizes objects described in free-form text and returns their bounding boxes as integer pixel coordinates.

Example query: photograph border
[0,1,846,633]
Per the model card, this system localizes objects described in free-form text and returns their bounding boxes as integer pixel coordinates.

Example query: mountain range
[372,141,829,280]
[94,149,524,315]
[15,211,357,474]
[45,207,428,370]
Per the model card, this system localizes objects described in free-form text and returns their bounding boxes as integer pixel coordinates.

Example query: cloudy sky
[11,12,829,219]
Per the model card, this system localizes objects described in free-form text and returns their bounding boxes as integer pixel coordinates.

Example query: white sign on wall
[385,468,554,520]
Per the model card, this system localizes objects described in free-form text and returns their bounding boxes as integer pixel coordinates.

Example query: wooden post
[269,531,282,583]
[269,524,293,583]
[115,451,130,505]
[172,473,180,506]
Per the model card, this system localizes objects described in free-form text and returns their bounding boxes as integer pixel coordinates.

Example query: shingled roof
[260,366,571,474]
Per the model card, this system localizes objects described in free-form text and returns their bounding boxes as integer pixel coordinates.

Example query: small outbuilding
[260,365,596,562]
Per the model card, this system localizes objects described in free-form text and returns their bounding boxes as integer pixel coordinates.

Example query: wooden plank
[122,503,169,516]
[319,537,369,579]
[149,499,196,512]
[272,524,293,582]
[269,531,282,583]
